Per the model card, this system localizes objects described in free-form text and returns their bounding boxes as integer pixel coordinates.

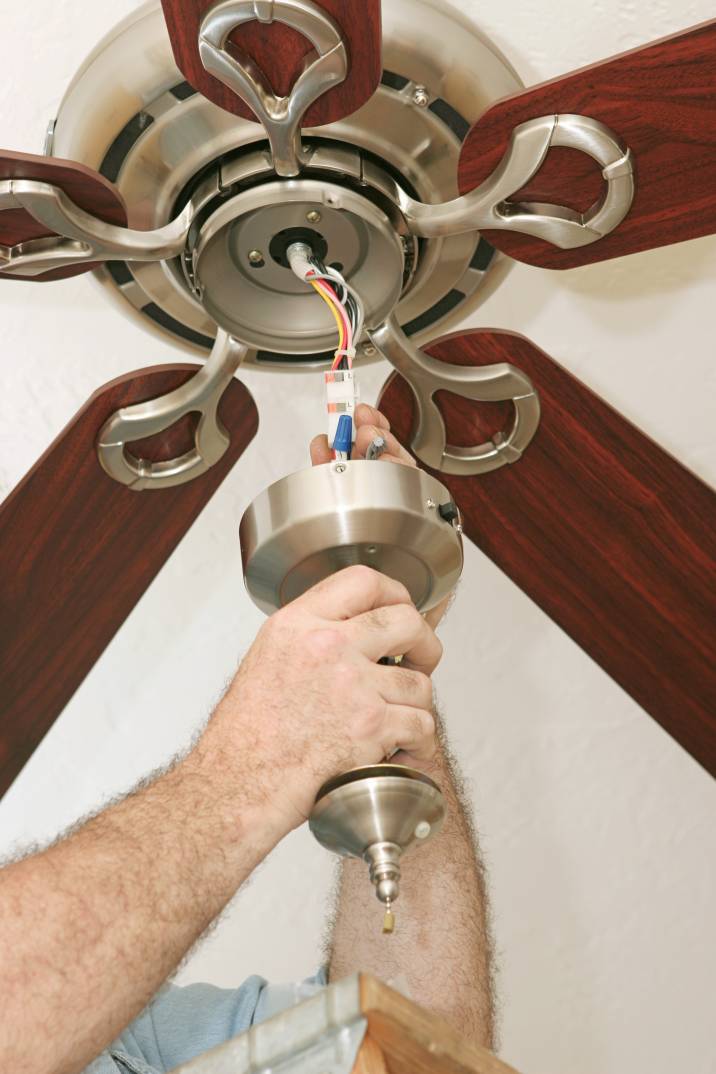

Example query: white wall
[1,3,715,1074]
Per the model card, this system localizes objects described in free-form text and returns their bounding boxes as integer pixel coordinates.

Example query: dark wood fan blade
[0,149,127,282]
[0,366,258,796]
[160,0,381,124]
[379,331,716,775]
[458,19,716,269]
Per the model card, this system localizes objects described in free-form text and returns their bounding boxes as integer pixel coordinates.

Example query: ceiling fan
[1,0,715,796]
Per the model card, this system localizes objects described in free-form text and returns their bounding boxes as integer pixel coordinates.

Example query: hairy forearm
[326,709,495,1048]
[0,722,287,1074]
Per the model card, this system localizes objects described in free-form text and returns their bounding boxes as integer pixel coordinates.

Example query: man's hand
[310,403,453,632]
[209,564,442,832]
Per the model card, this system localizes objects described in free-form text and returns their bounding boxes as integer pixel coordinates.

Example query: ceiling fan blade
[458,19,716,268]
[0,149,127,282]
[379,331,716,776]
[160,0,381,125]
[0,365,258,797]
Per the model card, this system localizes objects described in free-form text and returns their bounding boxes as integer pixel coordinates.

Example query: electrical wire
[310,275,353,370]
[320,264,365,348]
[306,257,364,369]
[286,242,364,372]
[309,278,346,355]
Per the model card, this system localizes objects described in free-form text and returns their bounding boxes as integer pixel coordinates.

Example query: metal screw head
[363,344,376,356]
[248,249,265,266]
[426,498,436,510]
[335,463,347,474]
[306,209,322,223]
[455,523,464,534]
[415,820,431,839]
[412,84,429,107]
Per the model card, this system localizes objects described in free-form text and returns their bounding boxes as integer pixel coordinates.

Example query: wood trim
[353,1037,390,1074]
[358,976,520,1074]
[458,19,716,269]
[160,0,382,125]
[0,366,258,796]
[0,149,127,282]
[378,331,716,775]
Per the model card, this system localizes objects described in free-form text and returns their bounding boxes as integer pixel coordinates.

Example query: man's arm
[0,566,441,1074]
[326,709,496,1048]
[313,408,495,1047]
[0,738,287,1074]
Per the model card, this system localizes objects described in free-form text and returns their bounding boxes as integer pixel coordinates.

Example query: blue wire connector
[332,413,353,459]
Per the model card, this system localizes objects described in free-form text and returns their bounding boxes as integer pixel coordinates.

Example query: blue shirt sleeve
[83,969,328,1074]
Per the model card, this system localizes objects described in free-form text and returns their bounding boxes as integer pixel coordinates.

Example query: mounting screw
[363,344,376,356]
[306,209,322,223]
[412,84,429,107]
[455,523,464,534]
[335,463,347,474]
[415,821,431,839]
[248,249,265,267]
[426,499,436,510]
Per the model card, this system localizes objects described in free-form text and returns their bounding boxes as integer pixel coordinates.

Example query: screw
[363,344,376,356]
[412,84,429,107]
[335,463,346,474]
[426,498,436,510]
[248,249,265,266]
[306,209,322,223]
[455,523,464,534]
[415,821,431,839]
[366,545,378,554]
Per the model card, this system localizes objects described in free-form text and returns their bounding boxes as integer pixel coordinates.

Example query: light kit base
[309,764,446,928]
[239,460,464,615]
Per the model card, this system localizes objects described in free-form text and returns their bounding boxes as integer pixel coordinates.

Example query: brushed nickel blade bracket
[399,114,635,249]
[0,180,192,277]
[370,315,540,476]
[198,0,348,177]
[97,330,248,490]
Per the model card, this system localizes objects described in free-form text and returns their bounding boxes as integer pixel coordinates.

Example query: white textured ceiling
[1,4,715,1074]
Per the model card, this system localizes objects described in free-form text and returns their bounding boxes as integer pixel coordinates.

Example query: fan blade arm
[399,114,634,250]
[0,180,193,278]
[0,149,128,282]
[197,0,348,175]
[369,315,540,476]
[97,331,249,490]
[160,0,382,138]
[456,18,716,268]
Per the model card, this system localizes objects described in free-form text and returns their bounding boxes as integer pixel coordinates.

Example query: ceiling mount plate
[239,461,464,614]
[191,178,407,352]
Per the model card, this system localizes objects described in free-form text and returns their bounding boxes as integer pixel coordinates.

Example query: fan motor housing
[49,0,523,370]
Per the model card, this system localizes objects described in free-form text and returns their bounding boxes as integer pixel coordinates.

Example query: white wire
[309,264,366,348]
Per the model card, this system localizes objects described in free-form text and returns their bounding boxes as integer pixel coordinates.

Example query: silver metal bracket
[0,180,192,278]
[370,315,540,476]
[198,0,348,177]
[96,330,247,490]
[399,113,635,249]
